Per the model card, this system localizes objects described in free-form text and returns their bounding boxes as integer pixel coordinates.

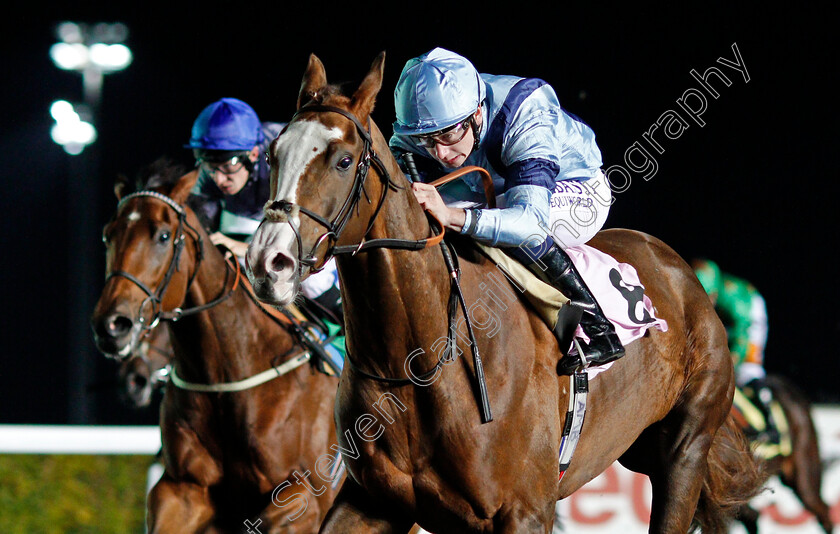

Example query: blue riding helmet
[393,48,487,136]
[185,98,264,151]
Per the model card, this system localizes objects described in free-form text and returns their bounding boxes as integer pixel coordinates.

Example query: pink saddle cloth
[566,244,668,375]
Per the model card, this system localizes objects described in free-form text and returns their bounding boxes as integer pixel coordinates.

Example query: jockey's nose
[434,143,452,160]
[211,170,229,187]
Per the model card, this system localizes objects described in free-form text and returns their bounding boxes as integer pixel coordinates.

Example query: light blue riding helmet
[393,48,487,136]
[185,97,264,151]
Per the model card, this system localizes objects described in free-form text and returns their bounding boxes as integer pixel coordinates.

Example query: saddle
[474,241,668,376]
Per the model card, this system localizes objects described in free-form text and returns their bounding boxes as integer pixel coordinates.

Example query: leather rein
[105,190,239,334]
[261,104,494,423]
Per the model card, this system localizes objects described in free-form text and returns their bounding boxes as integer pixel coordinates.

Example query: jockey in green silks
[693,258,780,444]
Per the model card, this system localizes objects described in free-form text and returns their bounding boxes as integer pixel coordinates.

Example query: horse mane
[116,157,216,231]
[139,157,189,190]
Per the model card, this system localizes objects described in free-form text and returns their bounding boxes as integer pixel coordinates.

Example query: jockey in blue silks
[389,48,623,373]
[186,98,343,325]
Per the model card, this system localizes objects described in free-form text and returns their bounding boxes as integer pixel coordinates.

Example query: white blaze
[246,118,344,303]
[271,119,344,203]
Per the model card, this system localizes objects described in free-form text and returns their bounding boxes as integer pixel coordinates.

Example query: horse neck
[170,216,284,382]
[336,122,452,376]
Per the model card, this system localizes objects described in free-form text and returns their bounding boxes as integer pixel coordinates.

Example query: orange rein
[420,166,496,249]
[429,166,497,209]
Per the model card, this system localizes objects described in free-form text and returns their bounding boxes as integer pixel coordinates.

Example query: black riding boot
[744,377,781,443]
[525,246,625,374]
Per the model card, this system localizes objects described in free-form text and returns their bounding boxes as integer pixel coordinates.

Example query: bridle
[261,104,493,423]
[262,104,445,278]
[105,190,239,339]
[106,190,339,389]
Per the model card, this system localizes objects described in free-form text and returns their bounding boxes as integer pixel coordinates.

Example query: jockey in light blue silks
[389,48,623,374]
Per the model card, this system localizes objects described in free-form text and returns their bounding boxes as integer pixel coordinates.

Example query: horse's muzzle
[91,312,136,360]
[118,358,153,408]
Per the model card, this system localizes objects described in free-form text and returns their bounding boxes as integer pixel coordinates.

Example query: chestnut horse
[116,326,173,409]
[91,162,342,532]
[246,53,763,533]
[736,375,834,534]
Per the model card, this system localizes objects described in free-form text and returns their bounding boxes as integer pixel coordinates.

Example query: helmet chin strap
[243,157,257,184]
[469,105,484,153]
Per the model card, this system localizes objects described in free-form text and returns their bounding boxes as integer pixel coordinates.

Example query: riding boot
[744,377,781,443]
[524,246,625,374]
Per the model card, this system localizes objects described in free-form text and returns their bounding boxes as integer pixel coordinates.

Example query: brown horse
[116,326,173,409]
[735,375,834,534]
[91,162,342,532]
[245,53,763,533]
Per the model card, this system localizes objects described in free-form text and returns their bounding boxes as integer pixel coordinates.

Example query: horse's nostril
[106,314,133,338]
[129,374,148,390]
[269,252,294,274]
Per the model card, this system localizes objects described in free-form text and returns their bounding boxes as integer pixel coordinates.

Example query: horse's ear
[297,54,328,109]
[170,170,199,205]
[114,173,129,200]
[350,51,385,121]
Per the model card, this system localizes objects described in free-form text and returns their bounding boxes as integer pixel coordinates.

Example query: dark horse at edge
[737,375,834,533]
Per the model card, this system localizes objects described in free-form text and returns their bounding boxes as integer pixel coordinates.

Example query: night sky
[2,3,837,425]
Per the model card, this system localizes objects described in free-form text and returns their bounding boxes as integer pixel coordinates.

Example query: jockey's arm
[459,184,551,247]
[209,232,249,258]
[458,116,566,248]
[412,182,552,249]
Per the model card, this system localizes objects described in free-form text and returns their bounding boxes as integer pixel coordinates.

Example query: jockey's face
[422,109,481,169]
[201,146,259,196]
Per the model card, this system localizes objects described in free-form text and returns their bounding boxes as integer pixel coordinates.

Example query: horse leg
[654,416,718,532]
[770,382,835,534]
[256,480,325,533]
[622,371,730,533]
[491,503,555,534]
[319,478,414,534]
[779,454,834,533]
[146,474,215,533]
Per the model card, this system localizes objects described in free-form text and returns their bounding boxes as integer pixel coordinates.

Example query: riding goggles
[411,118,472,149]
[196,153,249,176]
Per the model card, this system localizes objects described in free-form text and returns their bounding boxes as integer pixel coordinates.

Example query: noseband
[262,104,445,277]
[105,190,238,334]
[261,105,492,423]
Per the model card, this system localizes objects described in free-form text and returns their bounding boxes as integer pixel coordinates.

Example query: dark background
[1,3,837,425]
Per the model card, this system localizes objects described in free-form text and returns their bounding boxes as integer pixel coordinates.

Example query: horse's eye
[158,231,171,243]
[102,234,109,246]
[337,156,353,170]
[264,151,270,165]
